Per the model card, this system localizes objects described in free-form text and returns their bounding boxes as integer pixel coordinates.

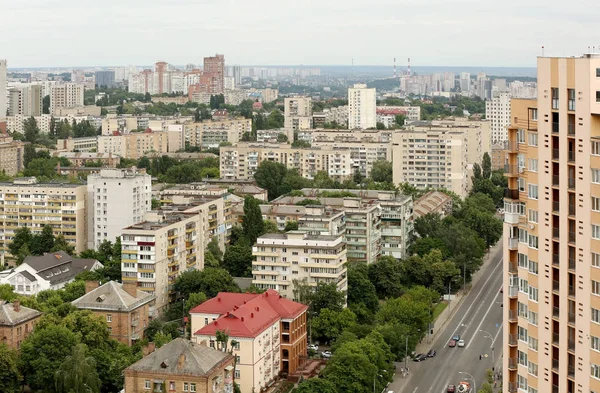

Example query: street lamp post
[404,336,409,371]
[463,261,467,291]
[373,370,386,393]
[480,330,496,371]
[458,371,476,393]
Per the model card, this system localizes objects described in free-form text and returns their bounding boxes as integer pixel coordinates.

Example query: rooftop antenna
[394,58,397,78]
[542,46,545,56]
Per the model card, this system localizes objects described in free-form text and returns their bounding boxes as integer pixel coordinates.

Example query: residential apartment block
[284,96,313,130]
[376,106,421,127]
[56,136,99,152]
[185,118,252,148]
[220,143,352,181]
[191,290,308,393]
[8,85,43,117]
[486,91,512,143]
[73,280,155,345]
[97,131,171,159]
[87,169,152,249]
[503,54,600,393]
[348,84,376,129]
[0,178,88,256]
[0,300,42,350]
[0,134,26,176]
[252,231,348,301]
[49,83,85,115]
[121,211,204,313]
[0,60,6,121]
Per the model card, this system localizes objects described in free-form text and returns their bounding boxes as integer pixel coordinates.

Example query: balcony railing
[552,358,559,371]
[552,201,560,213]
[568,312,575,324]
[568,151,575,162]
[552,122,559,133]
[508,310,518,322]
[568,258,576,271]
[553,280,560,293]
[568,204,575,216]
[504,165,518,176]
[507,382,518,393]
[568,339,575,351]
[553,254,559,267]
[508,286,518,298]
[568,365,575,378]
[553,227,560,239]
[553,332,560,345]
[568,177,576,189]
[506,141,519,152]
[508,358,518,370]
[508,262,518,273]
[568,123,575,135]
[504,188,519,199]
[508,237,518,250]
[552,385,559,393]
[552,149,560,160]
[552,175,560,186]
[569,231,576,243]
[508,334,518,346]
[553,307,560,319]
[569,286,575,297]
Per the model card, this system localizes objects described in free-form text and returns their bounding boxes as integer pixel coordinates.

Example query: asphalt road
[389,246,504,393]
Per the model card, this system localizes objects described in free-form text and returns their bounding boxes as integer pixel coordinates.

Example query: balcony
[506,141,519,152]
[568,177,576,189]
[553,307,560,320]
[568,339,575,352]
[568,204,575,216]
[568,286,575,297]
[568,312,575,325]
[568,365,575,378]
[568,231,576,243]
[552,122,559,133]
[508,286,518,298]
[508,310,518,322]
[552,227,560,240]
[553,332,560,345]
[508,334,518,346]
[553,385,559,393]
[508,262,518,273]
[504,188,519,200]
[552,201,560,213]
[568,258,576,271]
[552,175,560,187]
[504,164,518,177]
[553,280,560,293]
[553,254,559,267]
[508,237,518,250]
[568,151,575,162]
[568,123,575,135]
[552,149,560,160]
[507,358,518,370]
[552,358,559,371]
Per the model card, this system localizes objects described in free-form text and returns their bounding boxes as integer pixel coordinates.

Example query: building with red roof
[190,290,308,393]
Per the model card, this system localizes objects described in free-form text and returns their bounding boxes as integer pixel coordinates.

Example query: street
[389,245,504,393]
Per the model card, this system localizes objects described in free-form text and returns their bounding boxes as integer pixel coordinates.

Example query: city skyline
[2,0,599,68]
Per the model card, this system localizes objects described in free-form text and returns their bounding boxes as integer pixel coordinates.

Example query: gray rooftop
[126,338,232,376]
[0,300,42,327]
[22,252,101,285]
[72,281,155,312]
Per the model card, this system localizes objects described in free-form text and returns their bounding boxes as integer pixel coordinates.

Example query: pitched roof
[189,292,259,315]
[126,338,232,376]
[22,252,102,285]
[0,300,42,326]
[72,281,155,311]
[193,290,308,339]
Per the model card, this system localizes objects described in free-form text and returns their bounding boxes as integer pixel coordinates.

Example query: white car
[309,344,319,351]
[321,350,332,358]
[457,339,465,348]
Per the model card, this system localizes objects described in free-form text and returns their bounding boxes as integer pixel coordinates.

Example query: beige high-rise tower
[0,60,6,120]
[503,53,600,393]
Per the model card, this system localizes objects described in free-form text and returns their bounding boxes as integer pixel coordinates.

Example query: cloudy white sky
[1,0,599,68]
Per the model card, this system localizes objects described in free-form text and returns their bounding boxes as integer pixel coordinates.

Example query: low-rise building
[53,152,120,168]
[72,280,155,345]
[0,251,103,295]
[97,131,170,159]
[56,136,99,152]
[124,338,235,393]
[252,231,348,301]
[0,300,42,350]
[376,106,421,127]
[413,191,453,219]
[491,142,507,170]
[256,128,294,143]
[191,290,307,393]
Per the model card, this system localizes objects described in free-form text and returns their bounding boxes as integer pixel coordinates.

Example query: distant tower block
[408,57,412,76]
[394,58,397,78]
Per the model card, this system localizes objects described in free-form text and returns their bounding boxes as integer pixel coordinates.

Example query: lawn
[432,301,448,320]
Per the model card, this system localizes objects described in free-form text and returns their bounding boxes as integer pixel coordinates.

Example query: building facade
[503,54,600,393]
[0,300,42,350]
[185,118,252,148]
[0,134,26,176]
[87,169,152,249]
[50,83,85,115]
[284,97,313,130]
[97,131,170,159]
[8,85,43,117]
[486,91,512,143]
[0,60,6,121]
[95,70,116,88]
[348,84,376,129]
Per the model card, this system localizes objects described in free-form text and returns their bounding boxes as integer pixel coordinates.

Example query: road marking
[447,258,503,341]
[467,290,502,349]
[491,324,503,348]
[440,380,450,393]
[412,388,418,393]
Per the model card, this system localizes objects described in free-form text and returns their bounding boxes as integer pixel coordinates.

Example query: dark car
[413,353,427,362]
[447,385,456,393]
[427,349,437,358]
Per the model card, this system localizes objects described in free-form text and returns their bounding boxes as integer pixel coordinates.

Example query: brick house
[124,338,235,393]
[71,281,155,346]
[0,300,42,350]
[190,290,308,393]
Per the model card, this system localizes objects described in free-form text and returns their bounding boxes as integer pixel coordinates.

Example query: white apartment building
[185,118,252,148]
[311,141,391,179]
[8,85,43,117]
[376,106,421,128]
[486,92,512,143]
[284,97,312,130]
[50,83,85,115]
[323,106,348,126]
[0,60,6,121]
[121,211,204,313]
[219,143,352,181]
[87,169,152,249]
[252,231,348,302]
[97,131,170,159]
[348,84,376,129]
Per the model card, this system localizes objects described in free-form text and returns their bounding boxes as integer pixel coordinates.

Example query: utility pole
[404,336,409,370]
[463,262,467,292]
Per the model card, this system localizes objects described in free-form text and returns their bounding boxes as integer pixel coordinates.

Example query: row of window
[144,381,197,392]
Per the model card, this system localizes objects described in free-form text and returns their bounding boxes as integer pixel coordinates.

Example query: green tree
[43,95,50,114]
[413,212,443,238]
[23,143,37,168]
[266,110,284,129]
[185,292,207,313]
[291,139,311,148]
[347,264,379,312]
[472,162,482,180]
[30,224,55,255]
[353,168,364,185]
[312,308,357,343]
[20,325,78,391]
[254,161,288,200]
[54,344,101,393]
[222,243,253,277]
[375,296,431,335]
[51,234,75,254]
[204,251,220,268]
[0,284,17,301]
[284,221,298,231]
[376,122,386,130]
[61,310,110,349]
[0,343,21,393]
[311,283,345,314]
[482,152,492,179]
[263,220,278,234]
[173,268,240,299]
[368,256,405,299]
[8,226,32,256]
[292,278,313,305]
[154,332,173,348]
[242,196,265,244]
[408,237,449,258]
[277,133,288,142]
[295,378,337,393]
[207,238,223,262]
[23,116,40,143]
[370,160,393,183]
[394,114,407,127]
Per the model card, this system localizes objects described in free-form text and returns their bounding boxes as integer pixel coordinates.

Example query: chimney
[143,342,156,356]
[177,353,186,370]
[13,300,20,312]
[123,282,138,297]
[85,280,100,294]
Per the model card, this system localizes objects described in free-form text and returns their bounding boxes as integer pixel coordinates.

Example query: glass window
[528,235,538,249]
[592,336,600,352]
[593,280,600,296]
[592,363,600,379]
[593,141,600,156]
[528,336,538,351]
[528,132,538,146]
[528,209,538,223]
[593,308,600,324]
[528,184,538,199]
[593,197,600,212]
[528,361,538,376]
[528,286,538,302]
[518,350,528,366]
[593,169,600,183]
[145,381,151,390]
[593,253,600,268]
[528,260,538,274]
[594,225,600,240]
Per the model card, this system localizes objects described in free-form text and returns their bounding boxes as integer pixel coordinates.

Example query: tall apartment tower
[50,83,84,115]
[87,169,152,249]
[503,54,600,393]
[348,83,376,129]
[95,70,115,88]
[203,54,225,94]
[486,91,512,143]
[8,85,43,116]
[284,96,313,130]
[154,62,168,95]
[0,60,6,120]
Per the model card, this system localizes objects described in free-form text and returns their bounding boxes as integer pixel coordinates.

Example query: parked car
[427,349,437,358]
[413,353,427,362]
[447,385,456,393]
[452,334,461,341]
[457,339,465,348]
[448,339,457,347]
[321,351,332,359]
[449,334,460,347]
[309,344,319,351]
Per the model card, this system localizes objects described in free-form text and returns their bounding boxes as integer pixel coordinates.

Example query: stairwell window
[593,141,600,156]
[594,197,600,212]
[593,253,600,268]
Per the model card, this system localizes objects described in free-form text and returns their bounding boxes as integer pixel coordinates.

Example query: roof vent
[217,297,221,302]
[251,313,254,318]
[241,317,244,322]
[96,295,106,302]
[256,306,260,311]
[160,361,168,368]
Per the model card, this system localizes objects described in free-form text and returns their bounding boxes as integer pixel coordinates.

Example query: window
[528,361,538,376]
[235,355,240,363]
[528,132,538,146]
[169,382,175,391]
[528,235,538,249]
[597,91,600,103]
[531,108,538,120]
[528,336,538,351]
[528,184,538,200]
[519,228,528,244]
[594,280,600,295]
[183,383,189,392]
[594,225,600,240]
[518,302,528,318]
[209,340,215,348]
[592,363,600,379]
[597,68,600,78]
[518,350,528,366]
[145,380,151,390]
[593,169,600,184]
[233,341,240,350]
[528,209,538,223]
[518,253,528,268]
[518,326,528,342]
[517,129,526,143]
[204,318,209,325]
[106,314,112,323]
[528,387,538,393]
[551,88,559,109]
[593,307,600,324]
[518,177,526,192]
[592,336,600,352]
[235,370,240,379]
[528,311,538,326]
[517,374,528,390]
[594,197,600,212]
[190,383,196,393]
[528,286,538,302]
[593,141,600,156]
[519,278,529,293]
[594,253,600,268]
[528,158,538,172]
[528,260,538,274]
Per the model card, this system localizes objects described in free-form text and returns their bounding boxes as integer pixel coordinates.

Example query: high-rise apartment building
[0,178,88,257]
[203,54,225,94]
[0,134,26,176]
[502,54,600,393]
[460,72,471,93]
[486,92,512,143]
[251,231,348,302]
[87,169,152,249]
[284,97,313,130]
[95,70,115,88]
[8,85,43,117]
[348,84,376,129]
[0,60,6,120]
[50,83,85,115]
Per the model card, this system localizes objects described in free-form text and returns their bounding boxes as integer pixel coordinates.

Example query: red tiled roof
[193,290,307,339]
[376,108,408,115]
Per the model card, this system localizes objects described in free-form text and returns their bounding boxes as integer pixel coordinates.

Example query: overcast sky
[1,0,599,68]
